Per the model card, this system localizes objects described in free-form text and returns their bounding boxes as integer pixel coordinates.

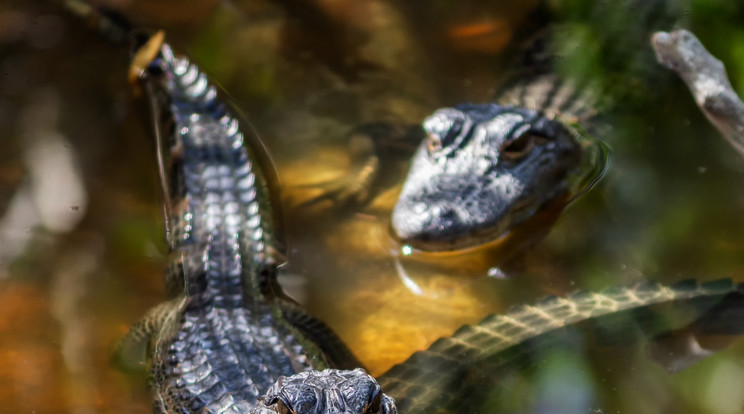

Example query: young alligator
[109,29,743,414]
[261,279,744,414]
[75,3,741,414]
[118,33,392,413]
[390,103,591,251]
[305,72,603,253]
[303,0,680,254]
[302,30,607,254]
[116,34,744,414]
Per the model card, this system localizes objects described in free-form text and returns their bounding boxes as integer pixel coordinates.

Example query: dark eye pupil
[500,132,538,160]
[504,135,530,153]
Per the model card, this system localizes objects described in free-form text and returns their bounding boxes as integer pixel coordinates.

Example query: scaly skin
[262,279,744,414]
[117,43,743,413]
[145,41,319,412]
[119,38,382,413]
[378,279,744,413]
[118,31,743,414]
[391,103,583,251]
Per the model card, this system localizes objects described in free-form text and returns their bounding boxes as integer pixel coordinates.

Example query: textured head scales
[252,369,397,414]
[392,103,582,251]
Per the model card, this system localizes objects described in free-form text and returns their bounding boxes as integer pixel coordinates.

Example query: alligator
[116,33,379,413]
[300,0,682,254]
[303,57,607,254]
[389,103,592,252]
[112,29,744,414]
[245,277,744,414]
[56,1,744,413]
[297,28,608,254]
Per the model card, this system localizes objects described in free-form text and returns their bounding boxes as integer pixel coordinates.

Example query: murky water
[2,0,744,413]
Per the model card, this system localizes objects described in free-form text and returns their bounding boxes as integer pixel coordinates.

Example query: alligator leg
[279,301,364,370]
[297,138,379,208]
[295,122,420,210]
[112,299,181,371]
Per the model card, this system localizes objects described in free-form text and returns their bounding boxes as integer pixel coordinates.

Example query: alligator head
[391,103,585,251]
[252,369,397,414]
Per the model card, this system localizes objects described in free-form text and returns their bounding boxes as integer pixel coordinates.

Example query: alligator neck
[144,44,280,309]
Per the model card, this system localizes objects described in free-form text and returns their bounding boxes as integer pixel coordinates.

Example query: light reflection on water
[1,1,744,413]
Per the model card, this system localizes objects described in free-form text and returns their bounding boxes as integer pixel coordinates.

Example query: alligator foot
[112,299,181,371]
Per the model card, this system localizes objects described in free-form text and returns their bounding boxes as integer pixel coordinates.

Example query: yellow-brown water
[2,0,744,413]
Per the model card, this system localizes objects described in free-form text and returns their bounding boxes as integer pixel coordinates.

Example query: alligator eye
[364,390,383,414]
[423,110,467,156]
[426,132,442,154]
[500,133,537,160]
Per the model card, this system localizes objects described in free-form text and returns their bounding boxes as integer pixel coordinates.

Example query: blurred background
[1,0,744,412]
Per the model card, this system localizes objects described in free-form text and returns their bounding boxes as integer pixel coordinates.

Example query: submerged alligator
[56,1,744,413]
[297,28,609,255]
[300,0,679,256]
[111,29,744,414]
[303,52,606,254]
[117,33,379,413]
[390,103,591,251]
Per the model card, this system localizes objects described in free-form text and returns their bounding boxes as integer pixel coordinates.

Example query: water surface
[1,0,744,413]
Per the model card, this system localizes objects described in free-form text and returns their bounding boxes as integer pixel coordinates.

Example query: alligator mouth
[391,189,572,258]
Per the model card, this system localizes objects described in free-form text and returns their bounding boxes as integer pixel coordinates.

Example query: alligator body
[306,0,683,253]
[118,36,375,413]
[303,48,607,255]
[266,279,744,414]
[99,6,744,414]
[116,43,744,412]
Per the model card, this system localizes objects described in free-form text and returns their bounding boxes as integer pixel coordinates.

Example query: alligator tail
[495,0,684,123]
[379,279,744,413]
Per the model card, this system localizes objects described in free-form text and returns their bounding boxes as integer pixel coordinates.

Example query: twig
[651,29,744,160]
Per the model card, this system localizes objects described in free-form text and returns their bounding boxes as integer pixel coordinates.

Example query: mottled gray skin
[392,103,581,251]
[253,369,397,414]
[120,41,395,414]
[143,43,320,413]
[375,279,744,414]
[123,48,738,414]
[250,280,744,414]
